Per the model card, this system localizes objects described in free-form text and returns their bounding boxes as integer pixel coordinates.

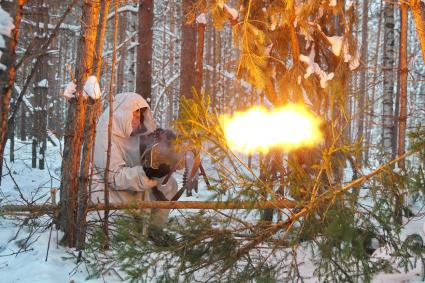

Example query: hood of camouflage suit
[97,92,156,138]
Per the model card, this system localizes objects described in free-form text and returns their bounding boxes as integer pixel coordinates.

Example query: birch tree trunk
[365,0,383,163]
[60,0,100,248]
[382,0,396,160]
[136,0,154,103]
[167,1,175,123]
[32,0,49,170]
[0,0,25,185]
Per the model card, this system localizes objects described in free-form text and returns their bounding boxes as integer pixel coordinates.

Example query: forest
[0,0,425,282]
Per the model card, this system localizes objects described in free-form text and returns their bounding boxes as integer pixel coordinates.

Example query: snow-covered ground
[0,139,424,282]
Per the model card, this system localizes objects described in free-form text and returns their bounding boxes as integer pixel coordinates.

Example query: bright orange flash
[221,104,323,153]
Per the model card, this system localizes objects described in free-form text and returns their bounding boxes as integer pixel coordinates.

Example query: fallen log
[92,200,297,211]
[0,199,297,215]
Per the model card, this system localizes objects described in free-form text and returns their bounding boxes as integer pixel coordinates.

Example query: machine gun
[139,128,207,201]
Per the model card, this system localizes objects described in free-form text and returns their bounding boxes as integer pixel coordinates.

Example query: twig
[3,160,29,205]
[8,0,79,125]
[45,222,53,261]
[0,248,34,257]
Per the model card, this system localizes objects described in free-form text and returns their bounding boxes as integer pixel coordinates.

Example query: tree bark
[393,1,409,225]
[179,0,197,100]
[365,0,383,164]
[136,0,154,103]
[75,0,111,251]
[116,11,127,93]
[194,18,205,94]
[382,0,396,160]
[103,0,119,248]
[32,0,49,170]
[289,3,300,65]
[167,1,176,122]
[411,0,425,64]
[0,0,25,185]
[60,0,100,247]
[357,0,368,164]
[398,3,408,169]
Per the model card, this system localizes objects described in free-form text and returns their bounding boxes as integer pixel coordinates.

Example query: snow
[0,6,14,60]
[62,81,76,100]
[196,13,207,25]
[342,42,360,70]
[38,79,49,88]
[299,47,335,88]
[326,35,343,56]
[270,17,277,31]
[22,19,80,34]
[106,4,138,21]
[224,4,239,20]
[83,76,101,100]
[325,35,360,70]
[393,164,402,174]
[0,139,96,283]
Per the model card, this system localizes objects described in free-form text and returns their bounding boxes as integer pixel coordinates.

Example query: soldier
[90,92,177,227]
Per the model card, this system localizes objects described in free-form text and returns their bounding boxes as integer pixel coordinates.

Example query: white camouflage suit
[91,92,177,225]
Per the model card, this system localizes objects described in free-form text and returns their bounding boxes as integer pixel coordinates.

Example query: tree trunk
[212,30,218,108]
[382,0,396,160]
[75,0,111,251]
[103,0,120,249]
[9,120,14,163]
[19,103,26,141]
[32,0,49,170]
[411,0,425,64]
[393,1,409,225]
[289,3,300,65]
[116,11,127,93]
[194,18,205,94]
[365,0,383,164]
[167,1,176,122]
[136,0,154,103]
[357,0,368,164]
[179,0,197,100]
[0,0,25,185]
[398,3,408,168]
[60,0,100,248]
